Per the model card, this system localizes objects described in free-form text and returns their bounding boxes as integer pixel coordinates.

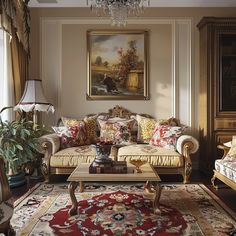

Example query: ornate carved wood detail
[0,157,15,235]
[108,105,135,119]
[0,157,11,201]
[40,141,52,183]
[90,105,152,120]
[197,17,236,29]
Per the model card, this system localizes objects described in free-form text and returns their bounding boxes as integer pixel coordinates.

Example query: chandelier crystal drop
[87,0,150,26]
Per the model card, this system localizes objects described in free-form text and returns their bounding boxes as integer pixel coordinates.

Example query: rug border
[198,184,236,220]
[14,183,41,207]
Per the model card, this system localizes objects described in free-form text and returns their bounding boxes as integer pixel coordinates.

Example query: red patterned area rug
[12,183,236,236]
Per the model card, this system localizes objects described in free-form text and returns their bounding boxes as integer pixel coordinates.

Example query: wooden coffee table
[67,163,162,216]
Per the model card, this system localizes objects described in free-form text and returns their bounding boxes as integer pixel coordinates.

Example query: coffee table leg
[153,182,162,214]
[69,181,79,216]
[145,181,162,213]
[145,181,154,194]
[79,181,84,192]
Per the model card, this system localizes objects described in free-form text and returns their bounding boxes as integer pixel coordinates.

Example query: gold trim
[212,170,236,191]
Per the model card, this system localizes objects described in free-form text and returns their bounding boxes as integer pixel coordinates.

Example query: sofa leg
[183,174,190,184]
[41,162,50,183]
[211,173,218,190]
[183,163,192,184]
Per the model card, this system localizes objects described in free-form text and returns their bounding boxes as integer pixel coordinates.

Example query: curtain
[11,30,28,103]
[0,0,30,116]
[0,0,30,54]
[0,30,15,122]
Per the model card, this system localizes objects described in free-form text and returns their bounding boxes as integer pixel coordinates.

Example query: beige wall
[61,24,172,117]
[29,7,236,78]
[29,7,236,136]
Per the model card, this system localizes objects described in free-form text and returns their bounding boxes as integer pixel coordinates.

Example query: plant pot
[8,172,26,188]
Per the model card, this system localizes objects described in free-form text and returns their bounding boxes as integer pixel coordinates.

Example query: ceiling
[28,0,236,8]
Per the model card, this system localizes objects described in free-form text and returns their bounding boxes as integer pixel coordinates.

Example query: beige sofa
[40,106,199,183]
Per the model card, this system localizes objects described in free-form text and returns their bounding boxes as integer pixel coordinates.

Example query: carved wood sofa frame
[39,105,198,184]
[211,145,236,191]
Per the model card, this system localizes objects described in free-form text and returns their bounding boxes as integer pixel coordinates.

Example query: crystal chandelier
[87,0,150,26]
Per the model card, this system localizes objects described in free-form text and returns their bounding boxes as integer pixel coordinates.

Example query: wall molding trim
[40,17,193,128]
[40,16,193,25]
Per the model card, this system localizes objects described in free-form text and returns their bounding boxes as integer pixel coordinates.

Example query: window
[0,29,14,122]
[0,29,4,109]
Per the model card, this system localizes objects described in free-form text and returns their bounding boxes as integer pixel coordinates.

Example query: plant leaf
[16,144,23,150]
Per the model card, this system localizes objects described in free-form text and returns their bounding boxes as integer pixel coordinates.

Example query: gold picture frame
[87,30,149,100]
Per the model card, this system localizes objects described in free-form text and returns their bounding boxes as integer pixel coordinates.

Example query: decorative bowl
[129,159,147,173]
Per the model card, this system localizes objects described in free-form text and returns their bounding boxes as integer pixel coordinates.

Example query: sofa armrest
[176,135,199,156]
[38,133,60,183]
[217,144,230,159]
[39,133,60,155]
[176,135,199,183]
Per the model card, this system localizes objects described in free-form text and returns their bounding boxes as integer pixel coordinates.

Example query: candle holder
[129,159,147,173]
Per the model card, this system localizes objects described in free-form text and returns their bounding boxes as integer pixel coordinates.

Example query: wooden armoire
[197,17,236,174]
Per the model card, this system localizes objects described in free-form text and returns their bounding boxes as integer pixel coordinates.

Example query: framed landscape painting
[87,30,149,100]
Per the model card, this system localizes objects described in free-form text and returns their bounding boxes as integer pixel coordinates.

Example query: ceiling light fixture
[87,0,150,27]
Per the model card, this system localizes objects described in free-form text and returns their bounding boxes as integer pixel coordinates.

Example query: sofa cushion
[117,144,183,167]
[215,159,236,183]
[50,145,117,168]
[50,146,96,167]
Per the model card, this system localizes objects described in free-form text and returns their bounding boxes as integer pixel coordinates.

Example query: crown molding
[29,0,236,8]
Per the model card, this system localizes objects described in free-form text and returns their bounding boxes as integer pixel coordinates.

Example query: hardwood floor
[11,170,236,213]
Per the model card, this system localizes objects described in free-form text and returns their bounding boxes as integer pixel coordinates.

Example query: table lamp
[14,79,55,124]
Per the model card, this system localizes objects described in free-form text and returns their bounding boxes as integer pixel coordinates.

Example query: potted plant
[0,117,44,187]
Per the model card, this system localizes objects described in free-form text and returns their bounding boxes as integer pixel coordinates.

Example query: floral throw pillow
[53,124,89,149]
[136,114,168,143]
[149,125,183,150]
[62,116,97,143]
[224,146,236,161]
[61,117,84,127]
[83,115,97,143]
[98,119,134,145]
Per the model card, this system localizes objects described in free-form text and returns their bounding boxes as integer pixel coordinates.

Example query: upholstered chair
[0,157,14,235]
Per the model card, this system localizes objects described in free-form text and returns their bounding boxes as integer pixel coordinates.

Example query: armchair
[211,143,236,191]
[0,157,14,235]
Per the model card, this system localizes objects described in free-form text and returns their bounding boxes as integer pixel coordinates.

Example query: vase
[8,172,26,188]
[91,144,113,169]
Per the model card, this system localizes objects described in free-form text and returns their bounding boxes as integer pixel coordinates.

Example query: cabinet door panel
[215,132,235,145]
[219,34,236,113]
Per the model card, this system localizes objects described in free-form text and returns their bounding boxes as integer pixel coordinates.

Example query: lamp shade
[14,79,55,113]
